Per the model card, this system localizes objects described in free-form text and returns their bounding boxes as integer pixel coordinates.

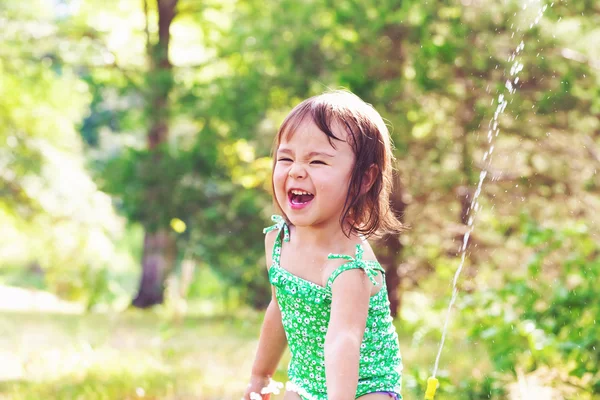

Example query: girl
[244,90,403,400]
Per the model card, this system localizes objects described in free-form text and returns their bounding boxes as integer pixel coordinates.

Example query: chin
[284,211,314,227]
[285,212,306,224]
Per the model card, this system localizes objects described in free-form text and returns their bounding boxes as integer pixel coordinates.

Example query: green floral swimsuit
[264,215,403,400]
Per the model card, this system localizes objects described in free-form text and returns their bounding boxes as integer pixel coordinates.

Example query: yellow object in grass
[424,376,439,400]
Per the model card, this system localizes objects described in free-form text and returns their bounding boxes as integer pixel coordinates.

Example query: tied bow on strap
[328,245,379,286]
[262,215,290,242]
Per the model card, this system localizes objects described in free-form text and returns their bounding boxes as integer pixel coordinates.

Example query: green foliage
[0,1,132,304]
[466,218,600,395]
[457,376,506,400]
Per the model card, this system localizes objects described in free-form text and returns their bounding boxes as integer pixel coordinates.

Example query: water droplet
[505,80,514,92]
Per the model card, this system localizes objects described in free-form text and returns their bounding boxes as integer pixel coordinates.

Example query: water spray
[423,1,551,398]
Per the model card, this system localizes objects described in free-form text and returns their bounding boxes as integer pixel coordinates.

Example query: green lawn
[0,310,491,399]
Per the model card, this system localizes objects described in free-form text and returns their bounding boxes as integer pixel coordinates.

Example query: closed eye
[277,158,293,162]
[310,160,327,165]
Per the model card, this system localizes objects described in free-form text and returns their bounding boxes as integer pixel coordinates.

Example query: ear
[361,164,379,195]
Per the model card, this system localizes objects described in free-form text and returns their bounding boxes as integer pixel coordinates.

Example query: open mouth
[288,189,314,209]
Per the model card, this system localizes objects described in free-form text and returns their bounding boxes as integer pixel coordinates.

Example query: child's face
[273,119,355,229]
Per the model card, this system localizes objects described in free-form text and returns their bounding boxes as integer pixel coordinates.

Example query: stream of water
[431,0,551,379]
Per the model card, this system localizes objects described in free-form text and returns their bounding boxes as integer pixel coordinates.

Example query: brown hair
[271,89,404,238]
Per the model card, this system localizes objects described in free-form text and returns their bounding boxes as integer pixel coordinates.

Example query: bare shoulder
[329,261,372,314]
[264,229,279,269]
[328,239,384,296]
[359,239,379,262]
[329,239,375,291]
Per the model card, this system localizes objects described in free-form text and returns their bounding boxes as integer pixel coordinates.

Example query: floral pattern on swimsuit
[264,216,403,400]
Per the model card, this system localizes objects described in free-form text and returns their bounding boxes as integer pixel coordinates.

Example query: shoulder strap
[263,215,290,265]
[326,244,385,290]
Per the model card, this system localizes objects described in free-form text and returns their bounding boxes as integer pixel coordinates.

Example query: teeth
[290,189,312,196]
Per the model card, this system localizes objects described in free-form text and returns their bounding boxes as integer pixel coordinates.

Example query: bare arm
[325,269,372,400]
[250,289,287,377]
[244,231,288,399]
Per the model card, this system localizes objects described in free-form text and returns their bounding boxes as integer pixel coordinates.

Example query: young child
[244,90,403,400]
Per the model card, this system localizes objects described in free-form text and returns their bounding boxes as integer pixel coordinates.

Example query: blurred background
[1,0,599,399]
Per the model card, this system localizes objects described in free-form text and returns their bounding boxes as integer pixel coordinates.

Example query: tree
[130,0,179,308]
[75,0,275,308]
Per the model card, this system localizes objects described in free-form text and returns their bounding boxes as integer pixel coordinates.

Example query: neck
[291,218,358,251]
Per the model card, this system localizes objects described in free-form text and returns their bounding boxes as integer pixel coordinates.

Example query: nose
[288,162,306,179]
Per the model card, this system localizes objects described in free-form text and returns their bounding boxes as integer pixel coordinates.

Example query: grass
[0,308,491,400]
[0,311,264,400]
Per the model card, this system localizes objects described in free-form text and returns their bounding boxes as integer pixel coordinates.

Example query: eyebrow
[277,148,335,158]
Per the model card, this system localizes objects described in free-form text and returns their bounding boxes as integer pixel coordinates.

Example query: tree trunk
[132,229,176,307]
[378,233,403,317]
[132,0,178,308]
[376,172,408,318]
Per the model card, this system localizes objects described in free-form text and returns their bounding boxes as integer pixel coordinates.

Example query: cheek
[272,166,286,186]
[272,167,288,198]
[315,174,350,199]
